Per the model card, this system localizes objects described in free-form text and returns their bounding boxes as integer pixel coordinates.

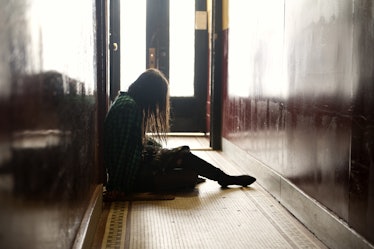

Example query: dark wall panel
[0,1,99,248]
[222,0,374,244]
[349,0,374,240]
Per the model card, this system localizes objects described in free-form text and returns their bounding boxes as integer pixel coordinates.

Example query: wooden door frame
[109,0,121,102]
[96,0,110,183]
[210,0,223,149]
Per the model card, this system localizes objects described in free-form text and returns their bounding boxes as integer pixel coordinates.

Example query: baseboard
[72,184,103,249]
[222,138,374,249]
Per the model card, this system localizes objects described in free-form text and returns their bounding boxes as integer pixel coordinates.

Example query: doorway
[119,0,208,132]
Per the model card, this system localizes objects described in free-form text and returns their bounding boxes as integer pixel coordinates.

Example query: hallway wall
[0,0,102,248]
[221,0,374,244]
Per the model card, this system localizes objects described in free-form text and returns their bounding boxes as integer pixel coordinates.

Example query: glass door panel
[169,0,195,97]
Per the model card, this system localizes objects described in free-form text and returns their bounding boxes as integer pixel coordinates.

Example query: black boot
[181,153,256,188]
[218,175,256,188]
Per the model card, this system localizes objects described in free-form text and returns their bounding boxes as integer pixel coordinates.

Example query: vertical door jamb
[210,0,223,149]
[96,0,110,183]
[109,0,121,102]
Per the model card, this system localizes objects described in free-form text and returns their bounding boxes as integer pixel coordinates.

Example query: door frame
[209,0,223,149]
[109,0,214,134]
[146,0,209,132]
[109,0,121,102]
[96,0,110,183]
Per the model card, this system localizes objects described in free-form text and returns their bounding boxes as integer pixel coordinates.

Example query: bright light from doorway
[120,0,194,96]
[169,0,195,96]
[120,0,146,91]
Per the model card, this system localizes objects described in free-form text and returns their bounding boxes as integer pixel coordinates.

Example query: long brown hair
[127,68,170,141]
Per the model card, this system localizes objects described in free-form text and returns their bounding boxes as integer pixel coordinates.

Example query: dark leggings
[134,151,227,192]
[179,153,227,180]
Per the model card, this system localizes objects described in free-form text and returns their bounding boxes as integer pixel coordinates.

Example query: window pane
[120,0,146,91]
[169,0,195,97]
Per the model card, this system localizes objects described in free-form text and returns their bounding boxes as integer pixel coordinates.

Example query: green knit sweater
[104,92,143,193]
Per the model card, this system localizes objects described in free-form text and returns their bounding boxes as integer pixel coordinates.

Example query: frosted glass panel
[120,0,146,91]
[169,0,195,96]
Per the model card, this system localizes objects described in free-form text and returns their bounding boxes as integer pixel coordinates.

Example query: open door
[118,0,209,132]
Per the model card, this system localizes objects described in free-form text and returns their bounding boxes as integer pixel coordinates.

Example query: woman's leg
[134,148,199,192]
[140,146,256,191]
[180,152,256,187]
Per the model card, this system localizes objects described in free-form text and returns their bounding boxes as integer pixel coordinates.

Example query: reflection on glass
[121,0,146,91]
[228,0,253,97]
[228,0,286,98]
[11,130,71,149]
[39,0,95,94]
[169,0,195,97]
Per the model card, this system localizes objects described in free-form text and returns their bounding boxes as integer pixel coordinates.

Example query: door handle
[149,48,156,68]
[111,42,118,51]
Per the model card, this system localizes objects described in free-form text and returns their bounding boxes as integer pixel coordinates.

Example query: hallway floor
[91,136,328,249]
